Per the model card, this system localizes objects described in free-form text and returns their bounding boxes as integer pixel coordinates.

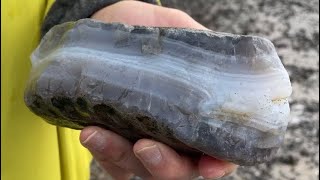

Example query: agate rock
[24,19,292,165]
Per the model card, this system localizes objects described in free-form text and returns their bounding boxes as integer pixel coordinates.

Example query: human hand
[80,1,238,179]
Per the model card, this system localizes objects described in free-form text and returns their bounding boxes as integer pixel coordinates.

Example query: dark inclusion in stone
[25,19,292,165]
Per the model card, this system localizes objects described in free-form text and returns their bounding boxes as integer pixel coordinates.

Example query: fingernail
[81,129,105,152]
[136,145,162,166]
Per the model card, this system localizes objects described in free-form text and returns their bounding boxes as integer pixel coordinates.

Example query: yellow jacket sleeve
[1,0,92,179]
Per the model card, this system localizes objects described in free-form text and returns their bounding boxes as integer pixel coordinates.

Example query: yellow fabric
[1,1,92,180]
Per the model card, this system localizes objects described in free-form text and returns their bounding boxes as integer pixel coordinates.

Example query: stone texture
[25,19,291,166]
[158,0,318,180]
[89,0,318,178]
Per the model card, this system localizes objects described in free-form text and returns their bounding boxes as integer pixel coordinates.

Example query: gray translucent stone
[24,19,292,165]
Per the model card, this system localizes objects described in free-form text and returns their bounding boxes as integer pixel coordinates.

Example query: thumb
[91,0,208,30]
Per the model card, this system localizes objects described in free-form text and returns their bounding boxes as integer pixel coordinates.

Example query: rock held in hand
[24,19,292,165]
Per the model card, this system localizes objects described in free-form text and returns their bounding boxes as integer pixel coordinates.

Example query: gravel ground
[91,0,319,179]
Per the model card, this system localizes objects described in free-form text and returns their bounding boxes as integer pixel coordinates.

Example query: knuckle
[96,146,131,169]
[165,174,187,180]
[112,149,131,164]
[171,9,189,18]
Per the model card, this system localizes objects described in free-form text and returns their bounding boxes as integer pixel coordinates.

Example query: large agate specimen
[24,19,292,165]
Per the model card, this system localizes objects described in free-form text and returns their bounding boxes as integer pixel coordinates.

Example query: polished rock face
[24,19,292,165]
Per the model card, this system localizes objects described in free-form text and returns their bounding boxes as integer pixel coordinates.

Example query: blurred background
[91,0,319,179]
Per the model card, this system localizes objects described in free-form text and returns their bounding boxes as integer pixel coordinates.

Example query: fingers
[198,155,238,179]
[80,128,238,180]
[133,139,196,180]
[91,0,208,30]
[80,126,151,179]
[95,161,134,180]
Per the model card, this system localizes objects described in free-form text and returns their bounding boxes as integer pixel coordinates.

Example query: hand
[80,1,238,179]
